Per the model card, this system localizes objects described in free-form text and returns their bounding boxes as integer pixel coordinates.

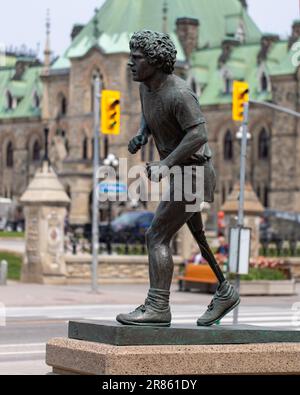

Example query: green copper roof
[53,0,261,70]
[0,64,42,119]
[191,40,292,106]
[268,39,300,76]
[1,55,17,68]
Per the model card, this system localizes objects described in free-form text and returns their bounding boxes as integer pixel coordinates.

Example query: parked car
[83,211,155,244]
[259,218,281,244]
[108,211,155,243]
[259,209,300,244]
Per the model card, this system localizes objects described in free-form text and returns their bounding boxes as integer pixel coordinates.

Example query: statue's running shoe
[116,300,171,327]
[197,281,240,326]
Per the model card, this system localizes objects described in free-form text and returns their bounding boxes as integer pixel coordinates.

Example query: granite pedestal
[46,321,300,375]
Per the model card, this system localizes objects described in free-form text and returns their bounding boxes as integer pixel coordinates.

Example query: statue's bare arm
[146,122,208,182]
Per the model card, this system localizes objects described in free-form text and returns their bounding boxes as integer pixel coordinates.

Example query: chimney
[288,20,300,50]
[239,0,248,9]
[71,24,85,41]
[257,33,279,64]
[218,38,240,68]
[12,60,29,80]
[176,17,199,59]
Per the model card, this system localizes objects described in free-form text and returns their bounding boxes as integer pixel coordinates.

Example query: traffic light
[101,90,121,135]
[232,81,249,121]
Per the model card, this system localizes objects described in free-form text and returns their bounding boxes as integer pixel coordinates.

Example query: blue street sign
[99,182,127,194]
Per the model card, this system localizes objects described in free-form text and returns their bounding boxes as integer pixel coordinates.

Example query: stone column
[20,161,70,284]
[69,180,91,226]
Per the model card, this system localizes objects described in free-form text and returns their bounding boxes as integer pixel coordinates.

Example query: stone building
[0,0,299,228]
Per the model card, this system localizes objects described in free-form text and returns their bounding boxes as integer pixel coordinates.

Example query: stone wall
[62,254,300,284]
[64,254,184,284]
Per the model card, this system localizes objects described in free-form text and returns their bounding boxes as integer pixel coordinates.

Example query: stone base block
[46,338,300,375]
[239,280,296,296]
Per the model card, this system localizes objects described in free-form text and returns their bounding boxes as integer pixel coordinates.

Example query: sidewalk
[0,238,24,254]
[1,281,299,308]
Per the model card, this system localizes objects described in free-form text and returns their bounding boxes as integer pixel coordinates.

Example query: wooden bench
[178,263,218,292]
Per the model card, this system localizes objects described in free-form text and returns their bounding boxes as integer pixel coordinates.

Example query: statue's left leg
[187,212,240,326]
[116,198,195,327]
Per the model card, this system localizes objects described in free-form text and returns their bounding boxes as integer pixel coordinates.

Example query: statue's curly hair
[129,30,177,75]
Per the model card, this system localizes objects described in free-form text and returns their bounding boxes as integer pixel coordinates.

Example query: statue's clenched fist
[128,134,148,154]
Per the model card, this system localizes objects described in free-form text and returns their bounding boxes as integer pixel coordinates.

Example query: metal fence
[260,240,300,257]
[64,230,178,256]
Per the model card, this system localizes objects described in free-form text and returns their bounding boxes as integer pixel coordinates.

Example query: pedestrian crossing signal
[101,90,121,135]
[232,81,249,122]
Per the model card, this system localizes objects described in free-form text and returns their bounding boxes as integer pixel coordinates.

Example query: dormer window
[190,77,202,97]
[235,21,246,44]
[260,72,268,92]
[33,91,40,109]
[225,78,233,94]
[6,90,13,110]
[220,68,233,94]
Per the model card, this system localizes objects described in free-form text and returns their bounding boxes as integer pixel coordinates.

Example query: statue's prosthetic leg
[187,212,226,284]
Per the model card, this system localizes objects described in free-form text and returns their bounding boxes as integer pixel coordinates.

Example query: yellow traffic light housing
[232,81,249,121]
[101,90,121,135]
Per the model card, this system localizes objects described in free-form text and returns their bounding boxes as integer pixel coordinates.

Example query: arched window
[83,137,88,160]
[261,72,268,92]
[256,185,261,199]
[61,96,67,116]
[6,142,14,168]
[224,130,234,160]
[258,128,269,159]
[32,140,41,162]
[57,93,67,116]
[222,185,226,204]
[263,186,269,208]
[149,137,155,162]
[91,138,95,159]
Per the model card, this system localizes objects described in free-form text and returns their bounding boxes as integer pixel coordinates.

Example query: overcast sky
[0,0,299,58]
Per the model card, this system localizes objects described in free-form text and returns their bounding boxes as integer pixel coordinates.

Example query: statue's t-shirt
[140,74,212,166]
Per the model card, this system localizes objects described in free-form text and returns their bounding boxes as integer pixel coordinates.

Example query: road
[1,302,299,375]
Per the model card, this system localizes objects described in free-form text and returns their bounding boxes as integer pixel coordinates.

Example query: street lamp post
[92,77,101,293]
[233,102,250,325]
